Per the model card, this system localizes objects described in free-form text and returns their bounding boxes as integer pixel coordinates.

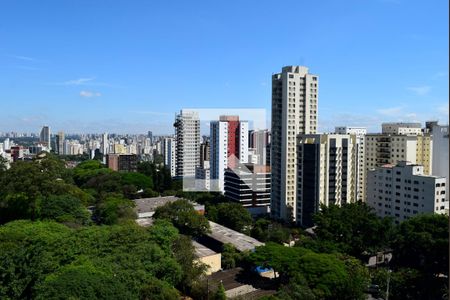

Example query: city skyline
[1,0,448,134]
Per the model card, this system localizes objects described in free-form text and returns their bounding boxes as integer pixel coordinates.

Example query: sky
[0,0,448,134]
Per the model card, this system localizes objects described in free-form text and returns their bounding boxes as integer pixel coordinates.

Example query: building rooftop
[207,221,264,252]
[193,240,217,258]
[134,196,180,215]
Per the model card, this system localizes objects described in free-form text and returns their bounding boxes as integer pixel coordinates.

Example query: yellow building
[113,143,126,154]
[193,241,221,275]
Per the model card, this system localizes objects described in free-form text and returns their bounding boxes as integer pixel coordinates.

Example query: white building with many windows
[174,110,201,178]
[163,137,176,177]
[271,66,319,222]
[335,126,367,202]
[367,161,447,224]
[210,116,248,192]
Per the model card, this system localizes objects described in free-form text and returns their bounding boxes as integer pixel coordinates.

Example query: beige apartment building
[271,66,318,222]
[296,134,357,226]
[365,132,432,176]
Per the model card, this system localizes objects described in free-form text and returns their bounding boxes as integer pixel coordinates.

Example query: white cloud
[10,55,35,61]
[376,106,404,116]
[80,90,101,98]
[406,85,431,96]
[66,77,96,85]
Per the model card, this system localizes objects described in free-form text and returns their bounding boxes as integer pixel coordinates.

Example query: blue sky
[0,0,448,134]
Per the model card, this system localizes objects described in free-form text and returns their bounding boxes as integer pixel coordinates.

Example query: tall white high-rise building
[335,126,367,202]
[210,116,248,192]
[271,66,319,221]
[55,131,65,155]
[40,126,51,149]
[174,110,201,178]
[296,134,357,226]
[101,133,109,155]
[163,137,176,177]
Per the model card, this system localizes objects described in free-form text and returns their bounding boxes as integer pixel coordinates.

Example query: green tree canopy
[248,243,369,300]
[37,194,90,225]
[313,202,394,257]
[207,202,253,234]
[94,196,136,225]
[0,220,193,299]
[153,199,210,237]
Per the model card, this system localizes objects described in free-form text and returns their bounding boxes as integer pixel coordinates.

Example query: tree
[207,203,253,234]
[94,196,136,225]
[172,235,207,294]
[153,200,210,237]
[0,221,74,299]
[250,219,291,244]
[139,277,180,300]
[214,282,226,300]
[35,263,134,300]
[391,213,448,275]
[121,172,154,190]
[0,155,91,224]
[313,202,394,257]
[248,243,369,299]
[221,243,240,269]
[73,159,111,186]
[0,220,186,299]
[37,194,90,225]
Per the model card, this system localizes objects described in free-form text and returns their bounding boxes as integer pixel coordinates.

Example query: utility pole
[386,269,392,300]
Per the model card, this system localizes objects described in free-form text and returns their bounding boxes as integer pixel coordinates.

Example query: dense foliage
[249,242,370,300]
[0,220,196,299]
[153,199,210,237]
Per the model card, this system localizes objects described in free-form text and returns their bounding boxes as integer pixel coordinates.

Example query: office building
[195,161,211,191]
[381,122,422,135]
[55,131,65,155]
[335,126,367,201]
[271,66,319,221]
[296,134,357,226]
[39,126,51,149]
[430,123,449,201]
[163,137,176,177]
[101,133,109,155]
[106,154,138,172]
[200,141,210,168]
[210,116,249,192]
[224,163,271,213]
[367,161,447,223]
[174,110,201,178]
[249,129,270,166]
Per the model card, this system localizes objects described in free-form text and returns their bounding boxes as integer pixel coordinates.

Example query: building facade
[296,134,356,226]
[224,164,271,210]
[55,131,65,155]
[271,66,319,221]
[210,116,248,192]
[40,126,51,149]
[163,137,176,177]
[365,133,433,175]
[335,126,367,202]
[367,161,447,223]
[249,129,270,166]
[106,154,138,172]
[174,110,201,178]
[431,123,449,201]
